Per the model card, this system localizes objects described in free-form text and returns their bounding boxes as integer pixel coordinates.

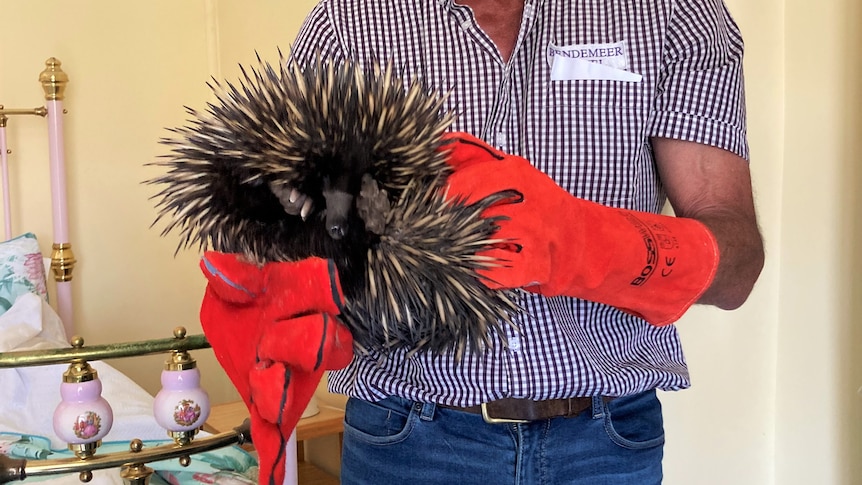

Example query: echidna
[147,52,520,359]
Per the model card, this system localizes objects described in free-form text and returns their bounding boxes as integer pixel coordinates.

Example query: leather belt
[441,397,604,424]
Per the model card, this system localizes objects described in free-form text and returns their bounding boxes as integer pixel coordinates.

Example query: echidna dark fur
[147,52,520,360]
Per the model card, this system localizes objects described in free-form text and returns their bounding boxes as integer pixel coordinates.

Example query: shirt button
[495,132,507,149]
[509,335,521,351]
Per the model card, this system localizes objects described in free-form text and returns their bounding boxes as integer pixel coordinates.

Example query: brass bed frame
[0,330,250,485]
[0,59,251,485]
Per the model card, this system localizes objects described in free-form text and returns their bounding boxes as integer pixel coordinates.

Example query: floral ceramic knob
[153,327,210,444]
[52,336,113,458]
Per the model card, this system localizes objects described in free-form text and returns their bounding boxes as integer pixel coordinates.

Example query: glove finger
[445,157,533,205]
[439,132,505,170]
[248,362,290,425]
[199,252,263,304]
[475,244,549,290]
[249,362,323,438]
[326,320,355,370]
[258,313,353,372]
[263,257,345,316]
[248,408,288,485]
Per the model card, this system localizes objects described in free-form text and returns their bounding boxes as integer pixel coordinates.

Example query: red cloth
[199,252,353,485]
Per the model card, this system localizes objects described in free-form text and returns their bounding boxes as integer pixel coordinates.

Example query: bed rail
[0,422,251,485]
[0,331,209,369]
[0,328,254,485]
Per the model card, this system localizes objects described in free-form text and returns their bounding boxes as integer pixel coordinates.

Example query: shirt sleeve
[647,0,749,160]
[290,1,347,65]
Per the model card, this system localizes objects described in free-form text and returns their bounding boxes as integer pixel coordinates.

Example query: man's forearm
[652,137,765,312]
[695,213,764,310]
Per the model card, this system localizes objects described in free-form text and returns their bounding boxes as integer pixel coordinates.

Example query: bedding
[0,293,258,484]
[0,233,48,314]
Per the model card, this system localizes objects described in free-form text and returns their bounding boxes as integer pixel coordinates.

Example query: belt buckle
[480,402,530,424]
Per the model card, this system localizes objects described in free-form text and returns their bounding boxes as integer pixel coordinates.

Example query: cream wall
[660,0,785,480]
[777,0,862,483]
[0,1,859,483]
[664,0,862,483]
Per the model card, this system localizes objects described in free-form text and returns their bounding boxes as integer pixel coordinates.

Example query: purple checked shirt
[290,0,748,406]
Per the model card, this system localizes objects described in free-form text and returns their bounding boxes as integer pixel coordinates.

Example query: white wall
[1,1,859,483]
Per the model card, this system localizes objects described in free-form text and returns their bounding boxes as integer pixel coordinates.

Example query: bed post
[40,58,76,338]
[0,113,10,240]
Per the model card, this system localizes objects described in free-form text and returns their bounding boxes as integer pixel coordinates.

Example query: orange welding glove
[441,132,719,326]
[199,252,353,485]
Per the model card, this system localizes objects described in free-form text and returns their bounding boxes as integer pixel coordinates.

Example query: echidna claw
[300,198,314,221]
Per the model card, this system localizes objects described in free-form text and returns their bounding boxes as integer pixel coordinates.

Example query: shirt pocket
[545,78,649,110]
[534,78,654,209]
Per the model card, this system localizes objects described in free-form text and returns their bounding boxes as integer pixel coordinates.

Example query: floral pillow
[0,233,48,314]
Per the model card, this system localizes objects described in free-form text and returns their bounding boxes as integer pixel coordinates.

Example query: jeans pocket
[602,390,665,450]
[343,397,417,445]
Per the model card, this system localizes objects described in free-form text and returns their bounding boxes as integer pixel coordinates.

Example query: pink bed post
[285,431,299,485]
[0,113,11,240]
[40,58,76,338]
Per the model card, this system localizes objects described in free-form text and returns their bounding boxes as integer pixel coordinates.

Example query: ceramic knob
[53,379,113,444]
[153,366,210,433]
[52,338,113,457]
[153,328,210,444]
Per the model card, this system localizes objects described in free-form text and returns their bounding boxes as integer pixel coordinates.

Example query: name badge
[548,41,642,83]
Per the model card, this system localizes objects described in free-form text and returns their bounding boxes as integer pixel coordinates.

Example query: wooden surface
[297,461,339,485]
[205,400,343,484]
[204,400,345,441]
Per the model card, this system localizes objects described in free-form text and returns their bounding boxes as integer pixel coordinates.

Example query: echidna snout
[322,186,355,240]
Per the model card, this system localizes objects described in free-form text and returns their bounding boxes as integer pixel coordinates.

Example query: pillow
[0,232,48,315]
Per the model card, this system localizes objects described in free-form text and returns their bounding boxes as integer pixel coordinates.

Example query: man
[289,0,764,483]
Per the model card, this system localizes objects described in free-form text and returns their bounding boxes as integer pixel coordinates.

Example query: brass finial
[129,439,144,453]
[39,57,69,101]
[120,440,154,485]
[165,327,196,371]
[63,336,98,383]
[169,429,198,446]
[69,442,99,459]
[51,243,76,282]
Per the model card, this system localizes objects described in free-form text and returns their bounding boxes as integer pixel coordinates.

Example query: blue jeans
[340,390,664,484]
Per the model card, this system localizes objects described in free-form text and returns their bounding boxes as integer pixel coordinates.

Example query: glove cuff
[540,200,720,326]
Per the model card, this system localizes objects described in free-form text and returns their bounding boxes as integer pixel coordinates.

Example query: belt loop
[419,401,437,422]
[590,395,605,420]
